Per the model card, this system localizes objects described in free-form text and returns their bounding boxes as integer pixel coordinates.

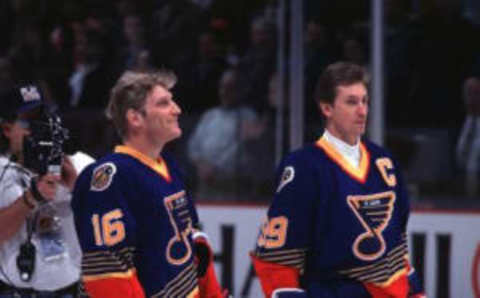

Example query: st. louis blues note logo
[276,166,295,193]
[91,162,117,191]
[347,191,396,261]
[164,191,193,266]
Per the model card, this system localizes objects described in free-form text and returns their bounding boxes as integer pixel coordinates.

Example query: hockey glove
[193,232,227,298]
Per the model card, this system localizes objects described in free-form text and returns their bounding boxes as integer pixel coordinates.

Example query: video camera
[23,108,69,175]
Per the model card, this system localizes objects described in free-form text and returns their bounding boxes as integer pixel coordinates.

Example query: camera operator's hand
[61,156,78,192]
[23,174,60,210]
[35,174,61,202]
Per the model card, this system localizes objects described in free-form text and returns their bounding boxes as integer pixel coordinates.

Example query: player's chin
[356,123,366,130]
[171,127,182,139]
[353,126,366,137]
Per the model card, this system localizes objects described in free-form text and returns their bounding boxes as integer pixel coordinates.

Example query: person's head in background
[218,68,240,108]
[249,16,276,51]
[342,33,368,67]
[315,61,369,145]
[198,31,220,61]
[305,20,328,49]
[123,14,145,47]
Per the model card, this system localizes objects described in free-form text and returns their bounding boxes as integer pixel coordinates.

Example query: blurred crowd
[1,0,480,204]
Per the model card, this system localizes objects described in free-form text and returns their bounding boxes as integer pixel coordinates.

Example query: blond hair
[106,70,177,139]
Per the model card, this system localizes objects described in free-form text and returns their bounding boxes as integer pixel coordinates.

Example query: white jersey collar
[323,129,361,168]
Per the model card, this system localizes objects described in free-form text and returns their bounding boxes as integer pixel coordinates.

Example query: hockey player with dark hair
[251,62,426,298]
[71,70,227,298]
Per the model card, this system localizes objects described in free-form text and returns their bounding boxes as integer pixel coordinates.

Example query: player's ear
[126,108,144,129]
[318,101,332,118]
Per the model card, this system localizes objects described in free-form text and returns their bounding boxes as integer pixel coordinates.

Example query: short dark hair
[314,61,369,105]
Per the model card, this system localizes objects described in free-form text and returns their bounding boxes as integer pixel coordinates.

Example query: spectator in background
[456,76,480,197]
[304,19,335,141]
[67,29,115,110]
[176,31,228,115]
[406,0,478,130]
[236,16,276,113]
[188,68,261,200]
[383,0,416,128]
[116,14,149,72]
[63,20,118,158]
[150,0,205,69]
[340,30,368,68]
[244,72,284,199]
[43,24,75,108]
[304,19,335,99]
[8,22,49,82]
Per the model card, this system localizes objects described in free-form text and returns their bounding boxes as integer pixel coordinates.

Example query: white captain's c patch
[276,166,295,193]
[91,162,117,191]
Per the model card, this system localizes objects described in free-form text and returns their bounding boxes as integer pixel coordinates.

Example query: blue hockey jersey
[72,145,200,297]
[254,136,420,297]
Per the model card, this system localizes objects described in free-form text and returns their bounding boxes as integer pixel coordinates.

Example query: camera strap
[26,212,36,241]
[30,179,46,203]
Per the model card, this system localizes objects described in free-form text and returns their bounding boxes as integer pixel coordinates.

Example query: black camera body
[23,109,68,175]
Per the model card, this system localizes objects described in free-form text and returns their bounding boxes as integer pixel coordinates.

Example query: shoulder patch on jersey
[90,162,117,191]
[276,166,295,193]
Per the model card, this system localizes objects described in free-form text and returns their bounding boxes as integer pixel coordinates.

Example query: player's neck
[324,127,360,146]
[324,129,359,150]
[323,129,361,168]
[123,135,163,160]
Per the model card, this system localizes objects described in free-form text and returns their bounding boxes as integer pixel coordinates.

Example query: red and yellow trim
[315,137,370,183]
[376,267,408,288]
[82,268,146,298]
[251,254,300,298]
[83,268,137,282]
[115,145,171,182]
[363,268,409,298]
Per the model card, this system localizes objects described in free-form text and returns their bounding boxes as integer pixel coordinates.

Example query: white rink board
[197,205,480,298]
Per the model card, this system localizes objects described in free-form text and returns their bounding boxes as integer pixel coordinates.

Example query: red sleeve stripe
[83,272,146,298]
[363,272,409,298]
[251,254,300,298]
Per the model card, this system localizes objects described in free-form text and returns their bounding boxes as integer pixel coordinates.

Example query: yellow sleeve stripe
[82,268,136,282]
[186,286,199,298]
[373,268,408,287]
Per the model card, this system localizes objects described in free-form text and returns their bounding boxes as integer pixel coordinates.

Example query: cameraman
[0,84,87,297]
